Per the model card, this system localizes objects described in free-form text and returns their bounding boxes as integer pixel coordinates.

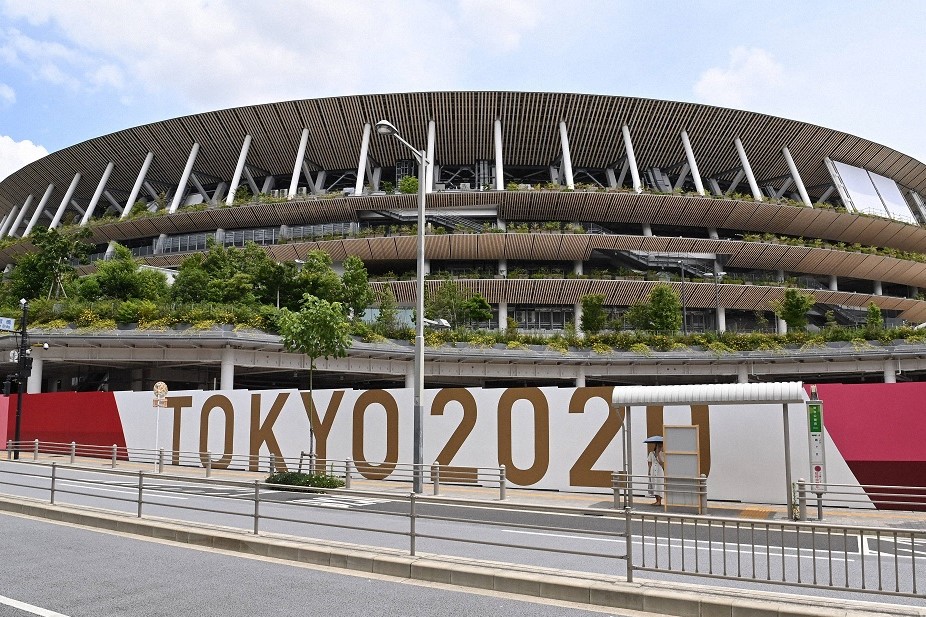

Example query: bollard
[6,440,11,460]
[158,448,164,474]
[70,441,76,464]
[137,470,144,518]
[816,491,824,521]
[432,463,440,496]
[297,451,305,474]
[624,507,634,583]
[499,465,507,500]
[50,463,57,505]
[409,492,417,556]
[344,459,352,489]
[111,444,118,468]
[253,480,261,535]
[797,479,807,521]
[612,472,620,509]
[699,474,708,515]
[205,452,212,478]
[34,439,39,461]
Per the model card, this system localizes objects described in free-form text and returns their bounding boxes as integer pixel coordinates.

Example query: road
[0,513,618,617]
[0,460,922,607]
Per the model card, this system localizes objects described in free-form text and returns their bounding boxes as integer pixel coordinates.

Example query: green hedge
[266,471,345,489]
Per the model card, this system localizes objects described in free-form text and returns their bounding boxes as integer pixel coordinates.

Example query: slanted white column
[873,280,883,295]
[288,128,310,198]
[734,137,763,201]
[226,135,252,205]
[558,121,575,190]
[910,191,926,222]
[220,347,235,390]
[24,184,55,236]
[883,359,897,384]
[680,130,705,195]
[621,124,642,193]
[828,275,838,291]
[354,123,371,195]
[122,152,154,220]
[168,142,200,214]
[1,198,26,236]
[426,120,436,193]
[0,211,11,237]
[707,228,719,239]
[498,257,507,276]
[27,356,42,393]
[782,147,812,207]
[498,301,508,331]
[49,173,81,228]
[494,118,505,190]
[80,162,114,225]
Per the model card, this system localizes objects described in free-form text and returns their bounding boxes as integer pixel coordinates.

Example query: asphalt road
[1,460,922,607]
[0,513,617,617]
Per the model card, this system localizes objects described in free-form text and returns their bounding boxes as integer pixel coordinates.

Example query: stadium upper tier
[1,91,926,330]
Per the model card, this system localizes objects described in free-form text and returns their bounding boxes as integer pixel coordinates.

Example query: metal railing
[796,479,926,520]
[0,456,923,599]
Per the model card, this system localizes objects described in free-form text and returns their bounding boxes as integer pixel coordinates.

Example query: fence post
[137,470,144,518]
[269,453,276,474]
[499,465,507,500]
[432,463,440,496]
[253,480,260,535]
[409,492,417,556]
[111,444,118,468]
[309,452,317,475]
[612,472,621,509]
[50,462,57,505]
[158,448,164,474]
[6,440,11,460]
[297,451,305,474]
[34,439,39,461]
[624,507,634,583]
[69,442,76,464]
[699,474,708,515]
[797,479,807,522]
[345,459,352,489]
[205,452,212,478]
[816,490,824,522]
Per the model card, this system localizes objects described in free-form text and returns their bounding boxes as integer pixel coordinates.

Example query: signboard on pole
[807,400,827,490]
[0,317,15,332]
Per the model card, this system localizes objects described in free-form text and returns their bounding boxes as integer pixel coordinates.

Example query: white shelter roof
[611,382,806,406]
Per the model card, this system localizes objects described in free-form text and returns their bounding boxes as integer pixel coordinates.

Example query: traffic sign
[0,317,15,332]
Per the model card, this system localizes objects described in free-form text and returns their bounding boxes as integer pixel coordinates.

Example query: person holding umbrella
[645,435,665,506]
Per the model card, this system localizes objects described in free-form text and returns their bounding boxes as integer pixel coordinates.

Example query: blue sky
[1,0,924,180]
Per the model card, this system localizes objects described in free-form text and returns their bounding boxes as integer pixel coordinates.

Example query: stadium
[1,91,926,394]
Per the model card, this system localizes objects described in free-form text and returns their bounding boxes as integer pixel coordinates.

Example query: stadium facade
[1,91,926,393]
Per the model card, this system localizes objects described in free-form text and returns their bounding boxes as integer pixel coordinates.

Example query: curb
[1,496,922,617]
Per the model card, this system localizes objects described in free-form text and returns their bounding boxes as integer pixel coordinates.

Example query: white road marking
[58,482,187,500]
[293,495,394,509]
[0,594,70,617]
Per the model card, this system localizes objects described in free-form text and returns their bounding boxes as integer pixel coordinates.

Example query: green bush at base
[266,471,345,489]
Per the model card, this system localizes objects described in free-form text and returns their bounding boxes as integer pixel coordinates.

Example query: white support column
[1,199,25,237]
[621,124,642,193]
[288,128,310,198]
[314,171,327,194]
[498,257,507,276]
[734,137,763,201]
[426,120,436,193]
[575,366,586,388]
[301,161,317,194]
[777,316,788,335]
[24,184,55,236]
[558,121,575,190]
[49,173,81,229]
[909,191,926,221]
[574,301,583,337]
[405,365,414,389]
[190,174,210,204]
[605,167,617,188]
[725,169,746,196]
[226,135,252,205]
[642,223,652,236]
[80,162,114,225]
[707,228,719,239]
[168,143,199,214]
[27,356,42,393]
[673,163,690,191]
[828,275,838,291]
[122,153,154,220]
[717,307,726,333]
[260,175,275,195]
[498,301,508,330]
[737,364,749,384]
[494,118,505,190]
[220,347,235,390]
[354,123,371,195]
[781,147,812,207]
[0,212,11,238]
[680,130,705,195]
[573,260,583,275]
[883,359,897,384]
[242,167,260,196]
[103,191,122,212]
[873,280,883,295]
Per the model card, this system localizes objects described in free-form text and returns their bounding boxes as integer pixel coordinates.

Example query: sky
[0,0,924,181]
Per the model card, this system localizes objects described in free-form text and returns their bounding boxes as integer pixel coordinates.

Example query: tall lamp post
[375,119,428,494]
[13,298,30,460]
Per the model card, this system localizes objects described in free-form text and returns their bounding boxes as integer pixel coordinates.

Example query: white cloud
[0,82,13,106]
[0,134,47,181]
[693,47,785,109]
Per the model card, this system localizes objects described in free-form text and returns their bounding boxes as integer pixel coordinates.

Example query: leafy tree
[79,243,167,301]
[279,294,352,461]
[6,227,92,301]
[170,254,211,304]
[865,302,883,334]
[624,303,651,331]
[462,293,492,325]
[649,283,682,332]
[341,256,373,320]
[580,294,608,334]
[239,243,288,307]
[398,175,419,194]
[290,250,343,308]
[426,279,489,328]
[375,285,401,336]
[771,288,815,331]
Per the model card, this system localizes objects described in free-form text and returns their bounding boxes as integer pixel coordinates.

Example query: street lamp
[375,119,428,494]
[12,298,30,460]
[678,261,687,335]
[706,272,726,333]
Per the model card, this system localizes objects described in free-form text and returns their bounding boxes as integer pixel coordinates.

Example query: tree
[6,226,92,301]
[341,256,373,321]
[426,280,489,328]
[462,293,492,325]
[624,303,651,331]
[79,243,167,301]
[865,302,883,334]
[279,294,352,464]
[649,283,682,332]
[580,294,608,335]
[375,285,400,336]
[398,175,419,194]
[771,288,815,331]
[290,250,343,308]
